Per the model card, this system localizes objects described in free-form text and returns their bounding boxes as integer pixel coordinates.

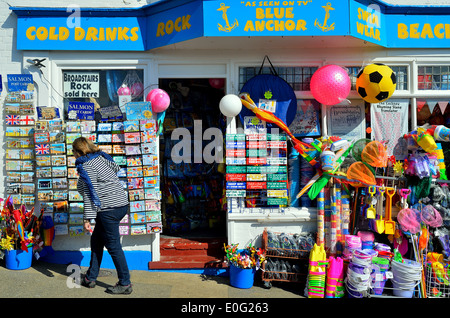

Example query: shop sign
[246,174,266,181]
[267,181,287,189]
[226,182,246,190]
[247,166,266,174]
[247,140,267,149]
[267,189,288,197]
[247,182,266,190]
[7,74,33,92]
[247,157,266,165]
[267,197,288,205]
[267,173,287,181]
[226,190,246,197]
[226,165,247,173]
[68,102,95,120]
[226,149,246,157]
[266,166,286,173]
[226,157,247,165]
[63,72,99,98]
[226,141,245,149]
[267,157,287,165]
[246,133,267,141]
[226,173,246,181]
[226,134,246,141]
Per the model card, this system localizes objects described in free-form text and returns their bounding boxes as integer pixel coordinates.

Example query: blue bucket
[5,247,33,270]
[229,264,256,289]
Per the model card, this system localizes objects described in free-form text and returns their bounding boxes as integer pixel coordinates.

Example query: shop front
[7,0,450,280]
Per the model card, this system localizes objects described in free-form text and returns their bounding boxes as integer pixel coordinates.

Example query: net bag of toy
[346,162,376,185]
[361,140,388,167]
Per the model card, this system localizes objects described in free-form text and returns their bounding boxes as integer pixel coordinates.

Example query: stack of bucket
[307,243,328,298]
[325,256,344,298]
[357,231,375,250]
[371,257,390,295]
[343,235,361,259]
[346,249,375,298]
[391,258,423,298]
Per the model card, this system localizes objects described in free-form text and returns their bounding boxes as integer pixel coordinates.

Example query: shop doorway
[159,78,227,239]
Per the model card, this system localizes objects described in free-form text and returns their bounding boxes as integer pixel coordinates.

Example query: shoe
[81,275,96,288]
[106,283,133,295]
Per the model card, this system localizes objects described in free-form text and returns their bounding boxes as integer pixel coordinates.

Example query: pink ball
[117,85,131,96]
[131,82,144,96]
[209,78,225,89]
[310,65,351,105]
[146,88,170,113]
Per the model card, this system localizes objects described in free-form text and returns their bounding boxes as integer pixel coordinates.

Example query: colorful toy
[355,63,396,103]
[146,88,170,113]
[117,84,131,96]
[219,94,242,117]
[310,64,351,105]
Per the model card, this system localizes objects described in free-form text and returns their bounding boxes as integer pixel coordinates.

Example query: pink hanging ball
[131,82,144,96]
[117,85,131,96]
[310,65,351,105]
[209,78,225,89]
[146,88,170,113]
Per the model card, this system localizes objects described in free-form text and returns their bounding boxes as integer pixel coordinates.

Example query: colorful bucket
[5,247,33,270]
[229,264,256,289]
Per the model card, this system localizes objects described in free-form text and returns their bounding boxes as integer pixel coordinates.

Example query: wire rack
[425,261,450,298]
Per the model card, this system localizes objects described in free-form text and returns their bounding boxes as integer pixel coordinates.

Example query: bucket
[229,264,256,289]
[434,125,450,142]
[320,150,335,171]
[5,247,33,270]
[391,259,422,298]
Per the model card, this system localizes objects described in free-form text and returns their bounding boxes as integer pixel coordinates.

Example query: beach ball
[356,63,396,103]
[310,65,351,105]
[209,78,225,89]
[219,94,242,117]
[117,84,131,95]
[131,82,144,96]
[146,88,170,113]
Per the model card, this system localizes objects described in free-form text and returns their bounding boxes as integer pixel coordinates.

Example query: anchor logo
[217,3,238,32]
[314,2,335,32]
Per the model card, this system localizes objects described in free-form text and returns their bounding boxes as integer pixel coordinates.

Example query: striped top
[77,156,128,220]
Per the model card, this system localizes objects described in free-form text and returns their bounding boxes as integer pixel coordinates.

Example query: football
[356,63,397,103]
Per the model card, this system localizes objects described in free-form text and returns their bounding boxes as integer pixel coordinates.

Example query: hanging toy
[356,63,396,104]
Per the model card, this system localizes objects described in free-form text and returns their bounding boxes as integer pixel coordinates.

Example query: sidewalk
[0,261,304,299]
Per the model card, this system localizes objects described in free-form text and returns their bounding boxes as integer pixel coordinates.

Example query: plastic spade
[375,187,385,234]
[384,187,396,235]
[367,186,376,219]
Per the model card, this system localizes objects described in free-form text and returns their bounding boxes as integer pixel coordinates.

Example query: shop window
[417,98,450,126]
[62,69,144,120]
[418,65,450,90]
[239,66,318,91]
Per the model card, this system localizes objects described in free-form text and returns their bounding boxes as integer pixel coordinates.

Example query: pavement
[0,260,304,300]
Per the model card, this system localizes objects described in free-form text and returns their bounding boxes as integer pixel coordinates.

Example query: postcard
[124,120,139,132]
[98,145,112,154]
[66,133,81,144]
[145,200,160,211]
[142,154,157,166]
[5,104,20,115]
[128,177,144,190]
[112,133,125,143]
[50,131,65,143]
[140,119,156,133]
[69,191,83,201]
[140,131,155,143]
[130,224,146,235]
[36,106,60,120]
[54,212,69,224]
[66,144,73,156]
[5,160,21,171]
[119,225,130,236]
[35,143,50,155]
[130,212,146,224]
[53,177,68,189]
[67,156,76,167]
[69,202,84,213]
[113,156,127,166]
[80,120,96,133]
[6,183,21,194]
[48,120,63,131]
[130,201,145,213]
[11,194,21,205]
[113,144,126,154]
[50,143,66,155]
[121,214,129,224]
[144,188,161,200]
[82,133,97,143]
[52,166,67,177]
[5,127,20,137]
[146,211,161,223]
[40,202,54,213]
[6,149,20,159]
[54,224,69,236]
[147,223,162,234]
[98,123,112,132]
[21,171,34,182]
[69,225,84,237]
[65,121,80,132]
[51,155,66,166]
[53,191,68,201]
[34,131,51,144]
[144,176,159,188]
[124,132,140,144]
[37,190,53,202]
[97,134,112,143]
[38,179,52,189]
[21,183,35,194]
[36,156,51,167]
[21,161,34,171]
[126,156,142,167]
[68,179,78,190]
[54,201,68,212]
[127,166,143,178]
[6,114,20,125]
[21,195,35,206]
[117,167,127,178]
[141,141,157,154]
[35,121,48,130]
[6,171,21,182]
[129,189,144,201]
[6,138,24,148]
[36,167,52,178]
[68,168,79,178]
[69,214,84,225]
[19,115,35,126]
[125,145,141,156]
[143,165,158,177]
[112,122,124,132]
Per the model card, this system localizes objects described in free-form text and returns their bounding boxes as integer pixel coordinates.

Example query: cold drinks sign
[63,71,99,98]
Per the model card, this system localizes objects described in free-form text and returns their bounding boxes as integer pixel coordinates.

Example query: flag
[6,115,20,125]
[20,115,35,125]
[35,144,49,155]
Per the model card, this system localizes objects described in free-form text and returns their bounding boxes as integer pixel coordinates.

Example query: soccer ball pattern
[356,63,397,104]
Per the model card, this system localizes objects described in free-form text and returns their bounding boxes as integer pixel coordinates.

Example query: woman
[73,137,132,295]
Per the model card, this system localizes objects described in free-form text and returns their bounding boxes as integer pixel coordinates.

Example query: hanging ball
[310,65,351,105]
[219,94,242,117]
[131,82,144,96]
[146,88,170,113]
[117,84,131,95]
[209,78,225,89]
[356,63,397,104]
